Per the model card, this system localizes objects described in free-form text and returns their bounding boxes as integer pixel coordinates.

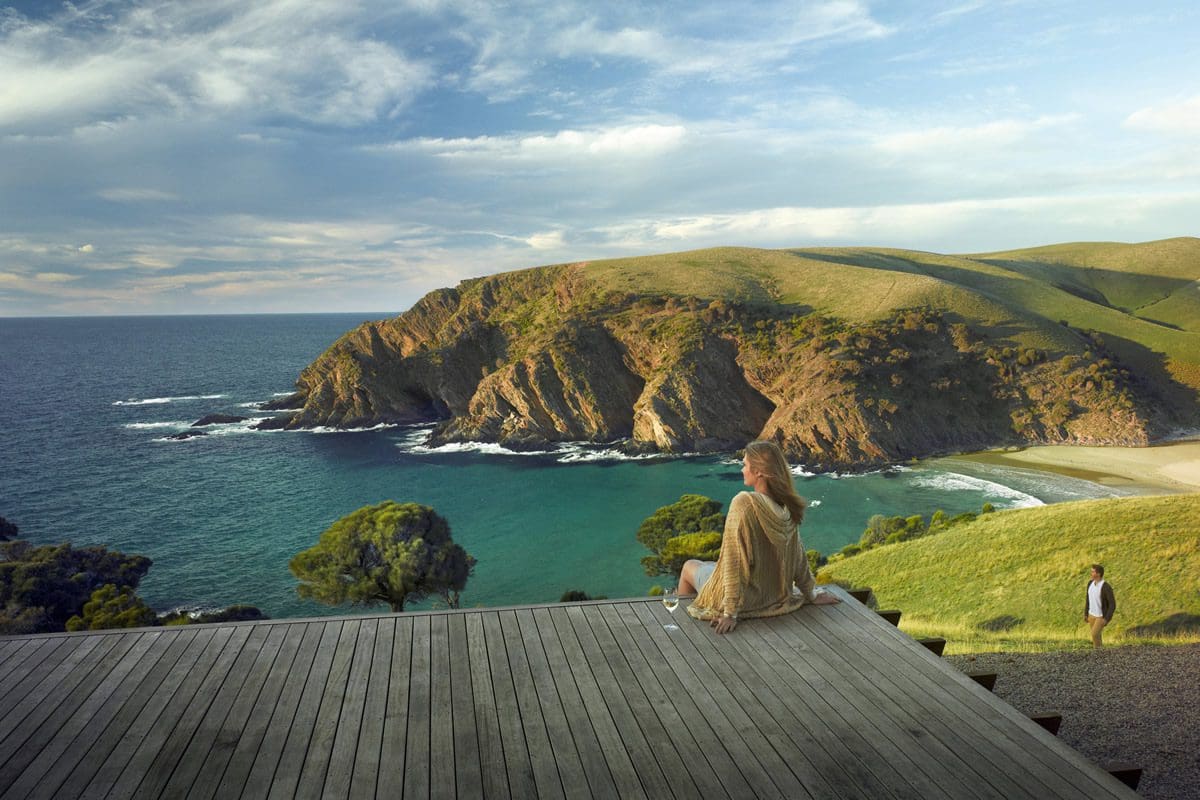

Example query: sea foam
[113,394,227,406]
[906,471,1043,507]
[124,421,191,429]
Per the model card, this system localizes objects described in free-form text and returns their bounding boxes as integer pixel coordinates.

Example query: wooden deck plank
[14,630,178,800]
[821,597,1135,798]
[130,624,267,800]
[75,627,227,800]
[0,635,105,734]
[597,603,736,799]
[48,627,202,800]
[511,608,592,799]
[348,618,394,800]
[93,627,245,800]
[377,616,413,799]
[322,618,379,800]
[555,604,669,799]
[793,607,1041,800]
[481,610,537,798]
[499,609,570,800]
[463,611,510,800]
[0,637,74,708]
[622,601,834,799]
[821,597,1122,796]
[0,596,1143,800]
[686,605,912,800]
[628,603,804,800]
[537,606,648,800]
[430,613,456,800]
[447,613,483,800]
[209,622,311,799]
[528,608,625,800]
[765,609,994,800]
[758,606,955,800]
[180,621,294,800]
[264,620,344,800]
[0,632,132,789]
[236,622,329,799]
[404,614,433,799]
[293,619,362,800]
[0,638,26,670]
[765,608,966,800]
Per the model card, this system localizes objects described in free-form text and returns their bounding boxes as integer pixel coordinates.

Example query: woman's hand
[811,591,840,605]
[711,615,737,634]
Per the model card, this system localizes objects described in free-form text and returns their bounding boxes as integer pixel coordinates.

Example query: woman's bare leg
[678,559,701,596]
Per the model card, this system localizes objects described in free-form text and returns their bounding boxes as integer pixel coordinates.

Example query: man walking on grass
[1084,564,1116,648]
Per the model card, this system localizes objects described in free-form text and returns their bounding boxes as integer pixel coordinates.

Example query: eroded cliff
[266,254,1197,470]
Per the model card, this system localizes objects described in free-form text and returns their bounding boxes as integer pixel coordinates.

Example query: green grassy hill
[817,494,1200,653]
[580,239,1200,392]
[284,237,1199,463]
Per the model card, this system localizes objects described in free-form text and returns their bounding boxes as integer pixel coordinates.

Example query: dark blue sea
[0,314,1125,618]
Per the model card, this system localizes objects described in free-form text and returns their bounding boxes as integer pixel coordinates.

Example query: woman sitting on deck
[680,439,839,634]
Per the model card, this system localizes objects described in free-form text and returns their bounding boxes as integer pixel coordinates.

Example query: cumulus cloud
[1125,94,1200,136]
[0,0,433,133]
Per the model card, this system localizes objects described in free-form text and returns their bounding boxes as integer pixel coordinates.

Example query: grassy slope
[817,494,1200,653]
[575,239,1200,391]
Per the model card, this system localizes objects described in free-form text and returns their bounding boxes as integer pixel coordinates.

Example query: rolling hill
[817,493,1200,653]
[264,238,1200,469]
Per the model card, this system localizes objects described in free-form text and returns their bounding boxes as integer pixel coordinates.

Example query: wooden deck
[0,588,1137,799]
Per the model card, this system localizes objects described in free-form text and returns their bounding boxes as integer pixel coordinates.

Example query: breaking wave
[906,471,1043,508]
[113,394,226,406]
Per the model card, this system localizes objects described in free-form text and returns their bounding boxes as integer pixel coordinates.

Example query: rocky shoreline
[947,644,1200,800]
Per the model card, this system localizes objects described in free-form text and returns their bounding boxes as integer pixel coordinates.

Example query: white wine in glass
[662,589,680,630]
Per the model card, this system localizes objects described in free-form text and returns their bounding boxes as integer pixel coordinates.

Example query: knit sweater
[686,490,816,621]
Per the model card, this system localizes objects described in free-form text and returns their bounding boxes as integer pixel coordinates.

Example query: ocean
[0,314,1127,619]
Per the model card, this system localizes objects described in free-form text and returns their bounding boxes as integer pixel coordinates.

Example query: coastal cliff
[267,242,1200,470]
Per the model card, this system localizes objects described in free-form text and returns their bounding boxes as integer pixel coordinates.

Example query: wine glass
[662,587,680,630]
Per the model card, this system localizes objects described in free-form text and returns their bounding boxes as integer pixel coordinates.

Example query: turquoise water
[0,315,1126,618]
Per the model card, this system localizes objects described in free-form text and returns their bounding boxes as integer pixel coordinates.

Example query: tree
[637,494,725,576]
[66,584,157,631]
[290,501,475,613]
[0,541,152,635]
[657,532,722,576]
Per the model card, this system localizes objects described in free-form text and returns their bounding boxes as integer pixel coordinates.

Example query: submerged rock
[166,430,207,440]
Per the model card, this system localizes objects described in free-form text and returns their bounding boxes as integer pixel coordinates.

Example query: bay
[0,314,1125,618]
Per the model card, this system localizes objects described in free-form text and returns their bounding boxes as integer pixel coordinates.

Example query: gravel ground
[946,644,1200,800]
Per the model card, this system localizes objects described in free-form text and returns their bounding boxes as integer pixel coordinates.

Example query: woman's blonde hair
[744,440,806,524]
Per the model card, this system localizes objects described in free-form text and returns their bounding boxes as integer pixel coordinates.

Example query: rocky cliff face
[269,265,1193,470]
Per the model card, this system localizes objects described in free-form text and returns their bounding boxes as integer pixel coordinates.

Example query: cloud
[1125,94,1200,136]
[0,0,433,133]
[873,115,1077,156]
[591,192,1200,253]
[525,231,564,250]
[385,123,687,162]
[98,188,178,202]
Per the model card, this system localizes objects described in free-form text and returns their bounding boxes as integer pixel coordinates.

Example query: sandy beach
[953,438,1200,495]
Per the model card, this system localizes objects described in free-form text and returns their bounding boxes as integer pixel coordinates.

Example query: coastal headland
[265,238,1200,473]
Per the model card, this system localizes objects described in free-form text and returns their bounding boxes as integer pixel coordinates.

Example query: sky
[1,0,1198,316]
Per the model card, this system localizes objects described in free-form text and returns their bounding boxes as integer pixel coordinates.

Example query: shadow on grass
[1127,613,1200,638]
[977,614,1024,632]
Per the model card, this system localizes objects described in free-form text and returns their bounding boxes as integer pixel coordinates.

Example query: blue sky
[1,0,1198,316]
